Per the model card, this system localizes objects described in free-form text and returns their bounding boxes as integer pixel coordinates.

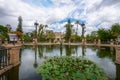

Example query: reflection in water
[60,46,63,56]
[116,64,120,80]
[45,45,54,53]
[33,46,38,68]
[65,45,72,56]
[82,46,86,57]
[97,46,115,61]
[38,46,43,58]
[0,65,19,80]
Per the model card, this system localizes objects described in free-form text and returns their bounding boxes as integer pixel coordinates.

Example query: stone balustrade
[116,47,120,64]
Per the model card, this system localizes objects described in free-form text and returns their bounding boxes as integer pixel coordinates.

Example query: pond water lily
[36,56,108,80]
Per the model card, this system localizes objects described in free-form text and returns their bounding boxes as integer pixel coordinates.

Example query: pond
[0,45,120,80]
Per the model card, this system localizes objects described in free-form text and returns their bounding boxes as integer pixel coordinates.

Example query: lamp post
[34,21,39,43]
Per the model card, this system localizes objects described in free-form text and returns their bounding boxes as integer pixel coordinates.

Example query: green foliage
[38,24,48,42]
[36,56,108,80]
[45,30,55,42]
[88,23,120,41]
[97,28,112,40]
[111,23,120,38]
[0,25,8,40]
[22,33,32,42]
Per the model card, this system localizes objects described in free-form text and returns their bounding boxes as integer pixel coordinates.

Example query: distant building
[8,34,18,42]
[54,32,64,43]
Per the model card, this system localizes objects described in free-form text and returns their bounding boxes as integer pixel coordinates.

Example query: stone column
[110,39,114,46]
[94,39,97,46]
[4,41,8,45]
[9,47,20,65]
[97,39,101,46]
[116,47,120,64]
[17,39,21,45]
[84,39,87,45]
[33,38,37,45]
[82,39,84,45]
[34,38,37,44]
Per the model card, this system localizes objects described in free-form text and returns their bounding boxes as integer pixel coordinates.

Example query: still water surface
[0,45,120,80]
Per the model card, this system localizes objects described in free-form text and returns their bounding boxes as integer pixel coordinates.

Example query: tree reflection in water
[97,46,115,61]
[32,45,38,68]
[60,45,63,56]
[38,45,44,58]
[82,45,86,57]
[65,45,72,56]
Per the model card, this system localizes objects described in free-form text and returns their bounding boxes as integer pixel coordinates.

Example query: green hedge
[36,56,108,80]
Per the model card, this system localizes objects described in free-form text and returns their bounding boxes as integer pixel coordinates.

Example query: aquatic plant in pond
[36,56,108,80]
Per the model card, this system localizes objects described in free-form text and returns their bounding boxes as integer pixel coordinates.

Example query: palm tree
[38,24,48,42]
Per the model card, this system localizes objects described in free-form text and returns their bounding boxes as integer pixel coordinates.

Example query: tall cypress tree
[17,16,23,32]
[65,19,73,42]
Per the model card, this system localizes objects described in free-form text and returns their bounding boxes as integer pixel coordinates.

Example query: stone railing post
[33,38,37,45]
[84,39,87,45]
[116,47,120,64]
[94,39,97,46]
[82,39,84,45]
[4,41,8,45]
[110,39,114,46]
[9,47,20,65]
[97,39,101,46]
[17,39,21,45]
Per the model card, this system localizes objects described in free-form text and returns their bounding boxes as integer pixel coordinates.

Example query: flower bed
[36,56,108,80]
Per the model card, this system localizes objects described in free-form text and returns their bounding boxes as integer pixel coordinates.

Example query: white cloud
[0,0,120,35]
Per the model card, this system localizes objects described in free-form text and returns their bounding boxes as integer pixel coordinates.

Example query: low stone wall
[0,45,21,75]
[116,47,120,64]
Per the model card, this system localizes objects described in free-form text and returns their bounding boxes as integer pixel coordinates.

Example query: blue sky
[0,0,120,34]
[23,0,53,7]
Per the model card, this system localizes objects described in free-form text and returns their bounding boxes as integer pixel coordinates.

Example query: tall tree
[111,23,120,38]
[16,16,23,38]
[0,25,8,40]
[97,28,112,40]
[38,24,48,41]
[17,16,23,32]
[65,19,73,42]
[6,24,11,33]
